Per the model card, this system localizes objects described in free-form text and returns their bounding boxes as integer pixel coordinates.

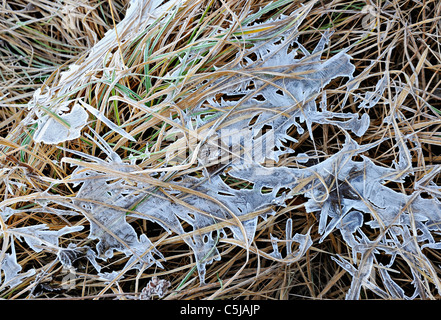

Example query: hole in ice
[291,48,307,60]
[105,179,121,186]
[261,187,273,194]
[382,181,403,193]
[261,124,272,134]
[149,172,161,179]
[220,93,246,103]
[419,192,431,199]
[141,220,166,239]
[244,52,258,64]
[180,220,193,234]
[246,81,256,91]
[276,187,291,197]
[81,203,92,210]
[217,191,235,197]
[248,114,260,126]
[252,124,273,141]
[220,173,255,190]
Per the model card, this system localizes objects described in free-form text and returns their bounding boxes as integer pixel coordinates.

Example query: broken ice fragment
[269,219,313,263]
[0,241,36,290]
[331,254,388,300]
[358,75,387,109]
[58,243,102,272]
[0,207,19,221]
[378,267,408,299]
[67,158,164,273]
[33,103,88,144]
[10,225,84,253]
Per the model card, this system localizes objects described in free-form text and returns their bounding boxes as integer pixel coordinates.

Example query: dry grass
[1,0,441,300]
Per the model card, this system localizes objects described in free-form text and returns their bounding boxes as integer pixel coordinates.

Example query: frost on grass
[52,9,380,292]
[3,1,441,300]
[0,241,36,291]
[181,27,370,171]
[0,207,82,291]
[25,0,182,144]
[230,134,441,299]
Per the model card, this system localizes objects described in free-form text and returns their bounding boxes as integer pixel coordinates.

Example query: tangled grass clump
[1,0,441,300]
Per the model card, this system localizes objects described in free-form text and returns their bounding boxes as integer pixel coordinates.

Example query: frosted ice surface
[0,241,36,290]
[71,167,164,269]
[55,17,371,284]
[10,225,84,253]
[358,75,387,109]
[269,219,313,263]
[33,103,88,144]
[228,131,441,298]
[0,208,83,290]
[66,152,284,282]
[5,0,441,300]
[185,25,371,173]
